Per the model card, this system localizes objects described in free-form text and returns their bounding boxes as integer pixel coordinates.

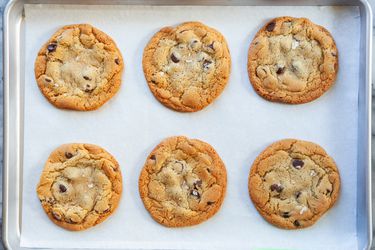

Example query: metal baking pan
[3,0,373,249]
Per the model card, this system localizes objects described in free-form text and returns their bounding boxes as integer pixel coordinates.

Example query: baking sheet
[20,4,360,250]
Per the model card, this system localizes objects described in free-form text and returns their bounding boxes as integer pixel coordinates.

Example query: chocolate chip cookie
[248,139,340,229]
[139,136,227,227]
[248,17,338,104]
[36,143,122,231]
[142,22,231,112]
[34,24,124,111]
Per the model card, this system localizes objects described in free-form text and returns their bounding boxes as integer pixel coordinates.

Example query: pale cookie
[34,24,124,111]
[139,136,227,227]
[248,139,340,229]
[248,17,338,104]
[36,143,122,231]
[142,22,231,112]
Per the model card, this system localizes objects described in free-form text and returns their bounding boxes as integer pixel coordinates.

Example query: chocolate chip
[190,189,200,199]
[206,168,211,173]
[291,63,298,73]
[276,67,285,74]
[294,220,301,227]
[151,80,157,84]
[292,159,304,169]
[266,22,276,32]
[52,212,61,220]
[83,76,91,81]
[59,184,67,193]
[85,85,93,92]
[295,191,301,199]
[192,40,198,43]
[170,53,179,63]
[282,212,290,218]
[45,77,52,83]
[150,155,156,160]
[194,180,202,187]
[47,43,57,52]
[207,201,215,205]
[203,60,212,69]
[208,42,215,50]
[270,183,283,193]
[326,189,331,195]
[65,152,73,159]
[115,58,120,65]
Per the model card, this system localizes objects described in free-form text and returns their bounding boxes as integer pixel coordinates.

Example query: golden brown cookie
[248,17,338,104]
[34,24,124,111]
[139,136,227,227]
[142,22,231,112]
[36,143,122,231]
[248,139,340,229]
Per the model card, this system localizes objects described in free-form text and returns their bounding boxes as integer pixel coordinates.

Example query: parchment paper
[20,4,360,250]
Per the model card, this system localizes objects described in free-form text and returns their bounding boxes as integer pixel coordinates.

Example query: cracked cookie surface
[142,22,231,112]
[139,136,227,227]
[248,139,340,229]
[34,24,124,111]
[36,143,122,231]
[248,17,338,104]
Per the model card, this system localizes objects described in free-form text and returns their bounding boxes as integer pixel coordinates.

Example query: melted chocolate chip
[292,159,304,169]
[115,58,120,65]
[47,43,57,52]
[270,183,283,193]
[276,67,285,74]
[295,191,302,199]
[59,184,67,193]
[266,22,276,32]
[282,212,290,218]
[170,53,180,63]
[150,155,156,160]
[294,220,301,227]
[65,152,73,159]
[83,76,91,81]
[190,189,200,199]
[207,201,215,205]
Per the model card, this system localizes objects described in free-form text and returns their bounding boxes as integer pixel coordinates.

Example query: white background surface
[19,4,360,250]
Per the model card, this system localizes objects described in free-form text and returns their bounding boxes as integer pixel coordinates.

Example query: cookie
[36,143,122,231]
[139,136,227,227]
[248,139,340,229]
[142,22,231,112]
[248,17,338,104]
[34,24,124,111]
